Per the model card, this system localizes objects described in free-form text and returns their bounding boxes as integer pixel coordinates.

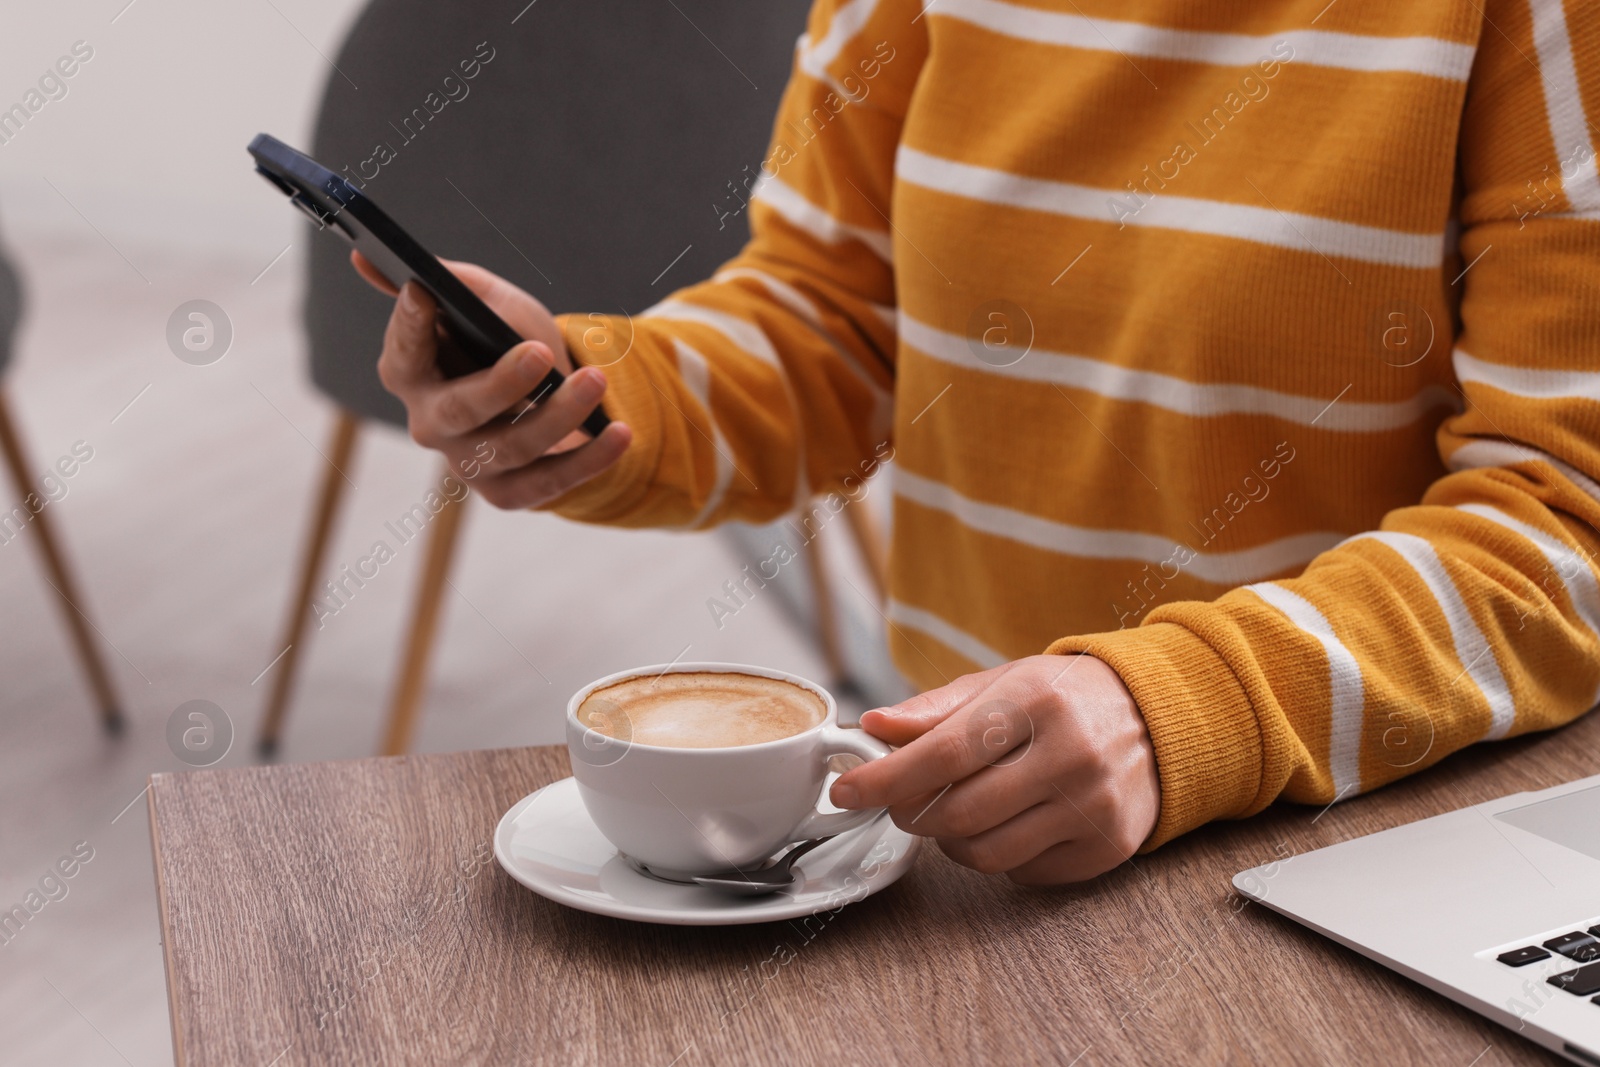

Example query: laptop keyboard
[1497,925,1600,1002]
[1547,932,1600,963]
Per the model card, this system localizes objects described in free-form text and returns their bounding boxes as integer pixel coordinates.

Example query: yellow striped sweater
[550,0,1600,848]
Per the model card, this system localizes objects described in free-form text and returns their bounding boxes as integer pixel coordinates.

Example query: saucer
[493,777,920,925]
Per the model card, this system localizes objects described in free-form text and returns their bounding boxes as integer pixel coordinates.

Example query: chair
[259,0,896,757]
[0,230,124,731]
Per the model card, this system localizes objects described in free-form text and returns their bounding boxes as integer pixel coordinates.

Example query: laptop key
[1549,963,1600,997]
[1499,946,1552,967]
[1545,932,1600,962]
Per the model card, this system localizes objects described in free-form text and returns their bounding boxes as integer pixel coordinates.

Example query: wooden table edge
[137,735,1593,1065]
[148,772,187,1067]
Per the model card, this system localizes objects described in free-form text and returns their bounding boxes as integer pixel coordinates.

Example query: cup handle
[790,725,893,841]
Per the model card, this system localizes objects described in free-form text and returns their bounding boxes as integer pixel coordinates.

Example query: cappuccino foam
[577,671,826,748]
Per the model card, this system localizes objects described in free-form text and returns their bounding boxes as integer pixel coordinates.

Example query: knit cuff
[539,313,663,523]
[1046,622,1262,851]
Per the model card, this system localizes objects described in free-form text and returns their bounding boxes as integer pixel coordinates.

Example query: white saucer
[493,777,920,925]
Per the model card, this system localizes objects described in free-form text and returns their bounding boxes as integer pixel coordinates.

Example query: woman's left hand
[829,654,1161,885]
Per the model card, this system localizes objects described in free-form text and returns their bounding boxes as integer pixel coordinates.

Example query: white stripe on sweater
[642,298,809,512]
[1245,582,1365,798]
[886,597,1008,668]
[901,313,1459,431]
[1454,349,1600,403]
[1527,0,1600,213]
[895,468,1341,585]
[673,341,736,529]
[1445,438,1600,507]
[798,0,883,99]
[930,0,1476,80]
[642,299,782,366]
[1455,503,1600,703]
[1345,531,1516,739]
[897,146,1445,268]
[714,265,895,440]
[751,174,895,263]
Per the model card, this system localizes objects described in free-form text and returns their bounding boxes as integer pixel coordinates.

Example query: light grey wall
[0,0,368,254]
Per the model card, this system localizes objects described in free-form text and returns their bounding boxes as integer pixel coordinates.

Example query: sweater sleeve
[1051,0,1600,849]
[542,0,926,529]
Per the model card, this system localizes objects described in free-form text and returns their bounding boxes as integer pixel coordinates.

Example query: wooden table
[148,715,1600,1066]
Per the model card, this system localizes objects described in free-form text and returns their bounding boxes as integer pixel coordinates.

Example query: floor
[0,229,848,1065]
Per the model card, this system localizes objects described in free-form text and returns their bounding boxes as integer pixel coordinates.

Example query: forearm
[541,0,924,529]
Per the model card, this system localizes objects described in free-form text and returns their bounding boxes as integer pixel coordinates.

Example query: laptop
[1233,774,1600,1065]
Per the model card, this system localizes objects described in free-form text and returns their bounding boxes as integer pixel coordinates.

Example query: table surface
[147,714,1600,1066]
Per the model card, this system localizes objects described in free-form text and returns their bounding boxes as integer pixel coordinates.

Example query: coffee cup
[565,661,890,880]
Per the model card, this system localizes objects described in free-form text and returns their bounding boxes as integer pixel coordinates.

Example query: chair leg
[378,473,468,756]
[0,388,124,732]
[800,516,849,691]
[842,492,889,604]
[256,410,361,757]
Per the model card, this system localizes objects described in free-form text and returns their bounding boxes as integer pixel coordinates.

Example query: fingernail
[577,370,607,398]
[831,782,860,809]
[400,284,421,315]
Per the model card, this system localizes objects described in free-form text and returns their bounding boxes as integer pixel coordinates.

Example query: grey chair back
[305,0,813,425]
[0,233,21,377]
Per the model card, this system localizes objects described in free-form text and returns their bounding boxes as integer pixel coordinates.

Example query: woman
[363,0,1600,884]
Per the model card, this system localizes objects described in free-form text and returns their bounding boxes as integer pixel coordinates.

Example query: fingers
[835,719,991,811]
[378,282,442,393]
[410,342,554,446]
[934,802,1074,875]
[472,422,633,510]
[1006,784,1142,883]
[1004,837,1128,886]
[481,365,610,469]
[886,755,1047,839]
[834,654,1156,886]
[834,676,1034,811]
[364,256,604,510]
[933,800,1128,883]
[358,256,507,305]
[858,664,1011,746]
[350,250,399,296]
[440,258,567,363]
[440,258,507,301]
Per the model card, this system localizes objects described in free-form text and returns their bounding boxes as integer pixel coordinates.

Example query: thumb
[858,664,1011,745]
[441,258,570,373]
[350,250,400,296]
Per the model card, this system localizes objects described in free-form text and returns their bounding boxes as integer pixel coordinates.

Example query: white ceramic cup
[565,661,891,879]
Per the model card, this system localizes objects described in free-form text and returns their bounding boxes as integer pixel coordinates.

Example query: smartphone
[247,132,609,438]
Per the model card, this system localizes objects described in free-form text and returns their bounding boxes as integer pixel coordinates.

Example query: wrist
[1047,624,1262,850]
[1073,654,1161,849]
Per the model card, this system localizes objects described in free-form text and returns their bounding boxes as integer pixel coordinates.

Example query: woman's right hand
[356,251,633,509]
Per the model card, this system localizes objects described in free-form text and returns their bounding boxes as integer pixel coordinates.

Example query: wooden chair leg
[842,491,889,604]
[0,388,124,732]
[800,514,849,691]
[378,474,468,756]
[256,410,361,757]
